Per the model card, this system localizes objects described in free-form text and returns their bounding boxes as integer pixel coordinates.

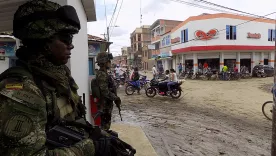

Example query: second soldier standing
[95,52,121,130]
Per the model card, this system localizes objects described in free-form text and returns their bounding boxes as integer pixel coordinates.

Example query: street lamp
[107,25,119,53]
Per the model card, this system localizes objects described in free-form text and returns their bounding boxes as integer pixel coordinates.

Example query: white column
[193,53,198,74]
[182,54,186,71]
[269,51,275,67]
[220,52,224,71]
[236,52,241,72]
[66,0,90,123]
[260,52,264,65]
[173,56,176,70]
[251,52,256,74]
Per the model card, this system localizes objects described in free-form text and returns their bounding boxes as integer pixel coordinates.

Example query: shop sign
[247,32,261,39]
[160,51,172,58]
[194,29,218,40]
[171,37,180,44]
[0,42,16,57]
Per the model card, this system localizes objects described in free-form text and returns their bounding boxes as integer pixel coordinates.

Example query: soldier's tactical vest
[0,66,84,126]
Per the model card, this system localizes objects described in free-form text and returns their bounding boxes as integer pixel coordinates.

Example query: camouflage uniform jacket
[95,70,117,102]
[0,66,95,156]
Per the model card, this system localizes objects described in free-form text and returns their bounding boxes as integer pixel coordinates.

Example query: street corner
[111,123,158,156]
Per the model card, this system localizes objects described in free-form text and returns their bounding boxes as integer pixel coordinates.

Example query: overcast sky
[87,0,276,56]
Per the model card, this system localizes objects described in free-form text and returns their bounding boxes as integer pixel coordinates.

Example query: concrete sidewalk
[111,123,157,156]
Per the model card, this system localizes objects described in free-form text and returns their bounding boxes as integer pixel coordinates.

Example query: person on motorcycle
[160,70,170,82]
[167,69,178,94]
[131,67,141,94]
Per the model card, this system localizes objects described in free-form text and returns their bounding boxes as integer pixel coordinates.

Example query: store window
[166,35,170,45]
[162,37,166,47]
[138,34,141,41]
[181,29,188,43]
[226,25,236,40]
[268,29,275,41]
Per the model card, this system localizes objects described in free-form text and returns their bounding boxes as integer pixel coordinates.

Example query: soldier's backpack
[90,77,101,98]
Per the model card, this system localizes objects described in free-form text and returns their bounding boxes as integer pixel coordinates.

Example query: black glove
[93,135,136,156]
[114,97,121,106]
[93,137,112,156]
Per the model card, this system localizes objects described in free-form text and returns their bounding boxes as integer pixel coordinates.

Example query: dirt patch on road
[112,77,273,156]
[259,83,273,93]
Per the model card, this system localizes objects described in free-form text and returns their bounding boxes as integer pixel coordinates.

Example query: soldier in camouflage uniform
[0,0,122,155]
[95,52,121,131]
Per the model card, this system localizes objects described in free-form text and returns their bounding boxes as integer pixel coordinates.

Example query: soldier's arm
[97,72,117,101]
[0,78,95,156]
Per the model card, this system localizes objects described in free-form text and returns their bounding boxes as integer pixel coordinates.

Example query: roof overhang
[81,0,97,22]
[0,0,96,33]
[0,0,27,32]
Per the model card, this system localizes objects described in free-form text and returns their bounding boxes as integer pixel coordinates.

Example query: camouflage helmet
[13,0,80,40]
[96,52,113,64]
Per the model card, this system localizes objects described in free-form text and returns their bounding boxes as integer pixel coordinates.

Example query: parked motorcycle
[256,69,267,78]
[200,70,213,80]
[146,79,183,99]
[240,71,251,79]
[227,72,241,80]
[191,72,203,80]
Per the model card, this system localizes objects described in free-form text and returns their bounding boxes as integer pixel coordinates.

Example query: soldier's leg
[101,102,114,130]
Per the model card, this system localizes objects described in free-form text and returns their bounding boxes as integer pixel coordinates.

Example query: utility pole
[107,26,110,53]
[272,16,276,156]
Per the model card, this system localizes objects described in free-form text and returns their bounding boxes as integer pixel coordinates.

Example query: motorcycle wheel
[191,75,196,80]
[144,82,150,91]
[146,87,156,98]
[125,85,135,95]
[170,88,182,99]
[257,73,262,78]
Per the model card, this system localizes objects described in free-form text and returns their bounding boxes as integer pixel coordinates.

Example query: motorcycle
[256,69,267,78]
[145,79,183,99]
[125,76,149,95]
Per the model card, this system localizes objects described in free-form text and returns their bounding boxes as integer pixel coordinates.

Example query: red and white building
[170,13,275,73]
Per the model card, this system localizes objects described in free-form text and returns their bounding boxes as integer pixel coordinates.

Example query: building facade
[142,44,154,70]
[170,13,275,74]
[120,46,129,66]
[130,25,151,68]
[88,34,111,77]
[150,19,182,71]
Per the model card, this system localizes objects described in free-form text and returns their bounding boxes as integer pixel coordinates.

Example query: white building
[159,31,173,70]
[0,0,96,123]
[170,13,275,73]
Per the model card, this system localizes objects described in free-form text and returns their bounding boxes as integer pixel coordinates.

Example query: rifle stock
[46,120,136,155]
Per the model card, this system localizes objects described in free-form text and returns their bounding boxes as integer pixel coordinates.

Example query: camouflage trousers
[97,100,114,130]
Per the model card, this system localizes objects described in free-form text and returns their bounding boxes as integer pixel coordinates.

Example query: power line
[108,0,119,27]
[171,11,276,46]
[194,0,273,20]
[110,0,124,37]
[169,0,247,15]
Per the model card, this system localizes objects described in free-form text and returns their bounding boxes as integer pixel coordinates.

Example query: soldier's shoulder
[0,69,45,109]
[96,70,108,77]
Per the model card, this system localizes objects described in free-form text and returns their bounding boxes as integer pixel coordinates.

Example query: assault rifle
[109,75,123,121]
[46,119,136,156]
